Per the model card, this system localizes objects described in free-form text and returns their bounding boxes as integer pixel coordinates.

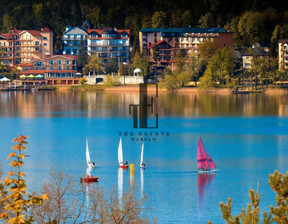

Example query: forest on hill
[0,0,288,54]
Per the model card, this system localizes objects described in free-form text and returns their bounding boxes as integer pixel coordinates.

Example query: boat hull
[80,176,99,183]
[197,169,218,173]
[120,165,129,169]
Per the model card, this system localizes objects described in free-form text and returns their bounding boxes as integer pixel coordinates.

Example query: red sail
[206,152,216,170]
[197,138,209,169]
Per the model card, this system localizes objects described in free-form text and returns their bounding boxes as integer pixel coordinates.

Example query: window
[65,60,69,65]
[49,66,53,70]
[35,47,40,51]
[49,60,53,65]
[43,43,47,46]
[57,66,61,70]
[66,49,71,55]
[66,66,69,70]
[72,60,76,65]
[57,60,61,65]
[36,41,39,46]
[43,37,47,40]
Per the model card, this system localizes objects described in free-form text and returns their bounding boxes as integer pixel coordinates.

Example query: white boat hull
[197,169,218,173]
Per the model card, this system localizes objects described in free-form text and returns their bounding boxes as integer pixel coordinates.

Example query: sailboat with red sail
[197,138,218,173]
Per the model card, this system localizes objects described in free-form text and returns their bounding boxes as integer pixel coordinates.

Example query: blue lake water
[0,91,288,223]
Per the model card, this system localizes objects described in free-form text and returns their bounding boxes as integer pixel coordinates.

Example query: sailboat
[86,139,96,169]
[118,137,129,169]
[197,138,218,173]
[139,143,146,169]
[80,139,98,183]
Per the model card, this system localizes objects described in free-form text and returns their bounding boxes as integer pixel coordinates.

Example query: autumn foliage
[0,135,47,224]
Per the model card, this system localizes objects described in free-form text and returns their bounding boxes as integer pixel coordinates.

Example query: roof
[278,39,288,44]
[149,40,172,48]
[0,33,13,39]
[64,26,88,35]
[141,27,229,33]
[17,63,33,67]
[88,28,130,38]
[44,55,77,60]
[19,70,46,75]
[41,27,53,32]
[242,48,269,56]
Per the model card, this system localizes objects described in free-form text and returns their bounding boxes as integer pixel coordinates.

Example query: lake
[0,90,288,223]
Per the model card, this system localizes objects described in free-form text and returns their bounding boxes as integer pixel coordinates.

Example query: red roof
[0,33,13,39]
[47,70,78,73]
[87,28,130,39]
[20,70,46,75]
[41,27,52,32]
[44,55,77,60]
[149,40,172,48]
[17,63,33,67]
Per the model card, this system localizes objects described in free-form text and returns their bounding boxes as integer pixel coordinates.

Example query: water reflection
[118,168,123,201]
[1,91,288,117]
[197,173,216,204]
[140,169,144,199]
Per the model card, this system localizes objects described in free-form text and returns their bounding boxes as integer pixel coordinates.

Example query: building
[278,39,288,70]
[87,28,130,65]
[0,27,53,66]
[18,55,79,85]
[148,40,176,66]
[62,26,88,55]
[139,27,233,56]
[242,46,269,71]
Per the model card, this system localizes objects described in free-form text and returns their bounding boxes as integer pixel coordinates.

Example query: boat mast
[205,151,211,170]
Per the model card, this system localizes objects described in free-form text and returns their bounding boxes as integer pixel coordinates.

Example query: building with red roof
[17,55,80,85]
[87,27,130,66]
[0,27,53,67]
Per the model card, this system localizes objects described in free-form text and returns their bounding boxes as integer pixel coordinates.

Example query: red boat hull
[120,165,129,169]
[80,176,99,183]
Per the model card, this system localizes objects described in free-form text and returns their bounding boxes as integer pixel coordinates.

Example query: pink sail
[197,138,209,169]
[206,152,216,170]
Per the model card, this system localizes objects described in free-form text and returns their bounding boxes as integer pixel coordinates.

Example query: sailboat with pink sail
[197,138,218,173]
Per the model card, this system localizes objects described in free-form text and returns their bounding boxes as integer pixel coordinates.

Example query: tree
[182,10,193,27]
[83,54,105,75]
[30,171,153,223]
[198,40,218,62]
[132,51,150,75]
[198,12,214,28]
[0,135,47,223]
[151,11,166,28]
[106,58,119,75]
[186,53,205,86]
[79,77,87,85]
[213,171,288,224]
[76,42,88,72]
[252,56,268,89]
[270,25,280,57]
[238,11,265,46]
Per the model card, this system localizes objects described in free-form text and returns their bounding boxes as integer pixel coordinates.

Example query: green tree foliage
[151,11,167,28]
[79,77,87,85]
[83,54,105,75]
[182,10,193,27]
[76,42,88,72]
[269,171,288,223]
[270,25,281,57]
[238,11,265,46]
[103,74,120,87]
[132,51,149,75]
[198,13,214,28]
[252,56,268,89]
[198,40,218,62]
[106,58,119,75]
[186,53,205,86]
[0,135,47,223]
[212,171,288,224]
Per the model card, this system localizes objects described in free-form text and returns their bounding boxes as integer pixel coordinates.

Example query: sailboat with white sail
[197,138,218,173]
[86,139,96,169]
[139,142,146,169]
[118,137,128,169]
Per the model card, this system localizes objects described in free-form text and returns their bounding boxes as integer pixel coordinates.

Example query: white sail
[118,137,123,165]
[86,139,91,166]
[140,143,144,166]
